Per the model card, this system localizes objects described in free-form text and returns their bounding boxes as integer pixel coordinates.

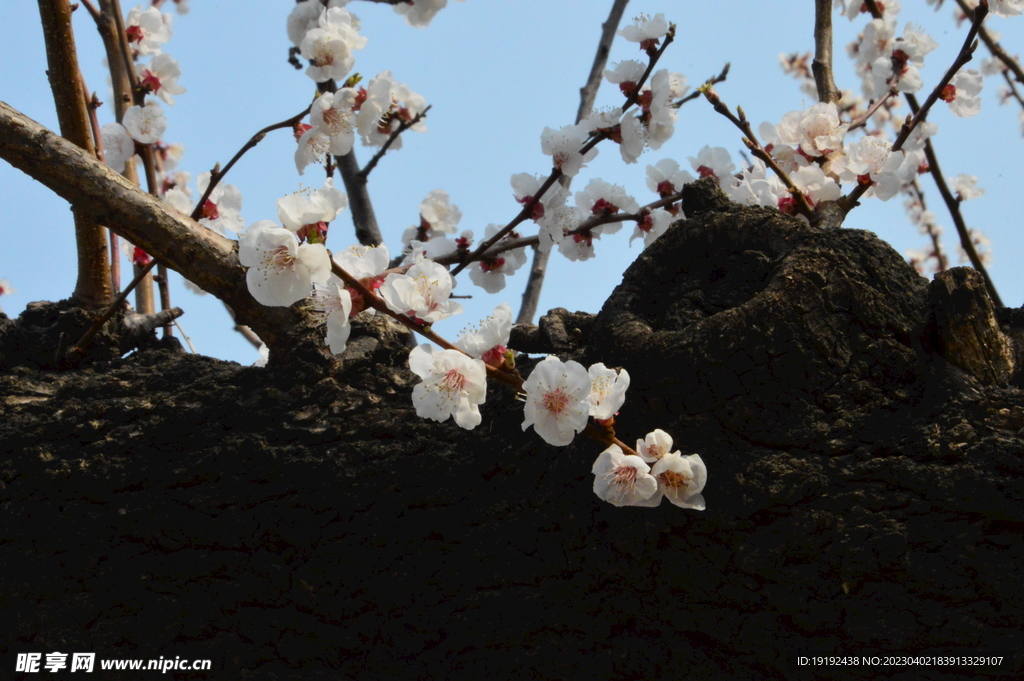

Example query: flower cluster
[294,70,427,174]
[592,438,706,510]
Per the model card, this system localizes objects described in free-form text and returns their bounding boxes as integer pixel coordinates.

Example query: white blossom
[575,178,639,219]
[649,452,707,510]
[125,6,171,56]
[522,356,591,447]
[643,69,685,150]
[310,89,357,155]
[950,174,985,201]
[618,13,669,48]
[196,172,244,235]
[239,220,332,307]
[630,207,675,249]
[943,69,983,117]
[990,0,1024,17]
[689,146,735,183]
[379,257,462,324]
[287,0,350,47]
[419,189,462,235]
[592,445,659,507]
[309,277,353,354]
[276,178,347,242]
[771,102,848,159]
[294,124,331,175]
[467,224,528,294]
[299,6,367,84]
[356,71,428,148]
[511,173,569,223]
[455,302,512,367]
[637,429,674,464]
[408,344,487,430]
[841,137,908,201]
[101,122,135,173]
[646,159,694,198]
[394,0,466,27]
[587,363,630,421]
[334,243,390,280]
[540,124,598,178]
[122,100,166,144]
[136,53,186,105]
[604,60,647,92]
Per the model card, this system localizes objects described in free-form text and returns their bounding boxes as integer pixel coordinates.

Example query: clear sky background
[2,0,1023,366]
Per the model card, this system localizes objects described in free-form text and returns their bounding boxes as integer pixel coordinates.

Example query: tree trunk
[1,180,1022,680]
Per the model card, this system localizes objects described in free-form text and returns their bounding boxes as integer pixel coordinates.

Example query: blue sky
[2,0,1023,365]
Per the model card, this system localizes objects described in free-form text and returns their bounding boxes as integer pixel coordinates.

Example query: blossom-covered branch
[452,19,677,277]
[702,87,816,219]
[518,0,632,326]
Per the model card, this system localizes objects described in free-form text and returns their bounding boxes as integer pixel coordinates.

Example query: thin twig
[702,88,815,218]
[911,98,1002,305]
[907,180,949,272]
[71,258,157,353]
[847,87,898,131]
[1000,68,1024,108]
[675,63,729,107]
[190,107,312,221]
[219,300,263,349]
[80,0,101,21]
[358,105,431,180]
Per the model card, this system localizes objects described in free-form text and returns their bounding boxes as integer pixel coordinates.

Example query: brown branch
[812,0,841,104]
[576,0,631,124]
[336,149,383,247]
[847,87,898,132]
[891,20,984,153]
[913,106,1001,306]
[0,101,304,355]
[38,0,113,309]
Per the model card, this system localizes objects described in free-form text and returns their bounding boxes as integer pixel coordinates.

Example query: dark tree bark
[2,180,1022,680]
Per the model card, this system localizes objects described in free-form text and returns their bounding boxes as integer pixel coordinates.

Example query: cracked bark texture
[2,180,1023,680]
